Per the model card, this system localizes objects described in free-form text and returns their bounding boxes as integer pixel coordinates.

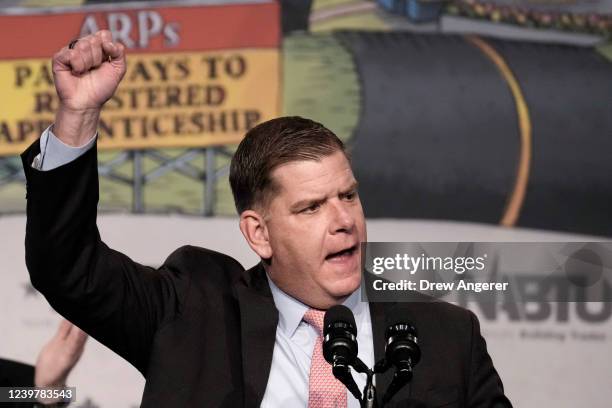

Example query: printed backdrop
[1,1,611,407]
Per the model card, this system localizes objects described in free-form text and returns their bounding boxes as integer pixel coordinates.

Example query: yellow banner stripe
[466,35,532,227]
[0,49,280,155]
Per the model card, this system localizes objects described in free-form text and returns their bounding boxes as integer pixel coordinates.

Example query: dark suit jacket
[21,141,511,408]
[0,359,34,389]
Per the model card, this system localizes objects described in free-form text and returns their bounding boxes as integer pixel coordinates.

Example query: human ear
[239,209,272,259]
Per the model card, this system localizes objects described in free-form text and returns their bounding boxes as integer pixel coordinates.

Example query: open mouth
[325,245,358,261]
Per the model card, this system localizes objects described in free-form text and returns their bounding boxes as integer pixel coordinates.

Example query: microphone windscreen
[385,305,418,337]
[324,304,357,336]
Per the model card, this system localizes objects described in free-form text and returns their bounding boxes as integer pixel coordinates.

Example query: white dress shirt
[35,128,376,407]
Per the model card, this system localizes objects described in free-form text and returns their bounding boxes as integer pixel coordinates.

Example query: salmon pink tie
[303,308,348,408]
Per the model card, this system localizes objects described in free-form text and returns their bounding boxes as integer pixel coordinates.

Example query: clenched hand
[52,30,126,146]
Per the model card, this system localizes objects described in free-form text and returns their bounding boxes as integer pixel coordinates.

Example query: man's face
[263,150,366,309]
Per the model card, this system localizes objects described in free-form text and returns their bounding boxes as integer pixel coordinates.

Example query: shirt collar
[266,273,366,338]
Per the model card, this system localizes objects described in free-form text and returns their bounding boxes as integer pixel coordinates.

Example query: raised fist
[52,30,126,112]
[50,30,126,146]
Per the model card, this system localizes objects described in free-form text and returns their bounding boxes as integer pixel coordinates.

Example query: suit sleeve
[21,139,191,375]
[466,311,513,408]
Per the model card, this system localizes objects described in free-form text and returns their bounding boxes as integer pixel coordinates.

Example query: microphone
[381,306,421,405]
[323,305,362,401]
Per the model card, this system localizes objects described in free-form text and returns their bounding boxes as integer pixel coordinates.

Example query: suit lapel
[235,263,278,408]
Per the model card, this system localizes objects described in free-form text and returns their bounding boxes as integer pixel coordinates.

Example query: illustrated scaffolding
[0,146,233,216]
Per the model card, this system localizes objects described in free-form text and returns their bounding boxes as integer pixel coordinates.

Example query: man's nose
[330,200,355,234]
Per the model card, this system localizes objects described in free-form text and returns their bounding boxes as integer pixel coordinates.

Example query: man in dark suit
[22,30,512,407]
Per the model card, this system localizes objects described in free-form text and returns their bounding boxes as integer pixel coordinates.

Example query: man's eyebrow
[289,195,326,212]
[289,181,359,212]
[341,181,359,193]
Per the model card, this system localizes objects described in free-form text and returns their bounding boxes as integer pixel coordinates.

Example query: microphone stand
[333,355,363,401]
[338,354,420,408]
[335,352,414,407]
[373,358,413,408]
[352,358,378,408]
[362,369,377,408]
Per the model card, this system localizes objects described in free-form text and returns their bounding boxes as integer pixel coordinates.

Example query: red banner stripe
[0,2,279,59]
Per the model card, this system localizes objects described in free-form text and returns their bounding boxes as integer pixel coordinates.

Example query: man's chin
[327,272,362,299]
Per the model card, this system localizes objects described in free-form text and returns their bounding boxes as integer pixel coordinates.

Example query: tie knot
[303,308,326,335]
